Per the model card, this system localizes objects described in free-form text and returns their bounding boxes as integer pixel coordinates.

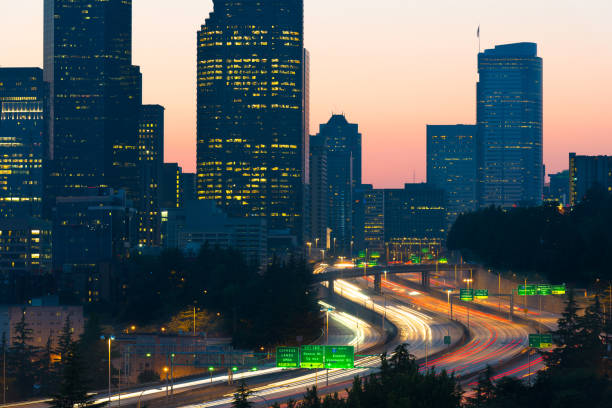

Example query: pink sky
[1,0,611,187]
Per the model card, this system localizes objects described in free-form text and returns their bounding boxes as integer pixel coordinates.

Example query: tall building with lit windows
[44,0,142,215]
[0,68,45,219]
[477,43,543,208]
[427,124,477,224]
[197,0,306,247]
[138,105,164,246]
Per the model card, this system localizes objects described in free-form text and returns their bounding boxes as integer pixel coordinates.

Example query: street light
[100,335,115,407]
[447,290,452,319]
[306,242,312,257]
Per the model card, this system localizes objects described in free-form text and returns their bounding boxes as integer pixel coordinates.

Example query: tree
[543,289,582,370]
[8,309,38,399]
[77,315,107,389]
[57,316,73,361]
[232,381,252,408]
[51,341,90,408]
[40,332,56,396]
[465,366,495,408]
[167,307,215,335]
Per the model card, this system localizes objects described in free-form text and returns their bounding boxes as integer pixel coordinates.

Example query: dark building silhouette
[545,170,569,206]
[311,115,361,256]
[383,184,447,244]
[138,105,164,246]
[180,172,197,206]
[477,43,543,208]
[569,154,612,206]
[44,0,142,214]
[427,124,477,224]
[197,0,306,247]
[160,163,181,209]
[309,134,328,250]
[0,68,45,218]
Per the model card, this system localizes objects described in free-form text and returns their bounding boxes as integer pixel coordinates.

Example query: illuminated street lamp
[306,242,312,257]
[100,335,115,406]
[463,278,473,290]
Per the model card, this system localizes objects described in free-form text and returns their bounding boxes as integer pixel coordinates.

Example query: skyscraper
[0,68,45,218]
[138,105,165,246]
[197,0,306,246]
[160,163,181,210]
[569,153,612,206]
[477,42,543,208]
[44,0,142,212]
[310,115,361,255]
[427,124,477,224]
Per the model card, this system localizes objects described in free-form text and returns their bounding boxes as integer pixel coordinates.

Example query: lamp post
[101,335,116,407]
[447,290,452,320]
[306,242,312,257]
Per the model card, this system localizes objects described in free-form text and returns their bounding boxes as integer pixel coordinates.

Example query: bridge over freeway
[313,263,461,294]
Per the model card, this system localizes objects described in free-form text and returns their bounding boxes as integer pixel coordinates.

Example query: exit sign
[276,347,299,368]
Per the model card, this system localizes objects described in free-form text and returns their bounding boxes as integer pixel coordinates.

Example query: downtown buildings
[196,0,307,250]
[569,153,612,206]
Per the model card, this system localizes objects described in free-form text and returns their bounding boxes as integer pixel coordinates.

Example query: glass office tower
[477,42,543,208]
[44,0,142,213]
[427,124,477,224]
[0,68,45,218]
[197,0,306,245]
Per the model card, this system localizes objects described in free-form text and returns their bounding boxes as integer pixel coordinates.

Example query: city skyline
[2,0,611,187]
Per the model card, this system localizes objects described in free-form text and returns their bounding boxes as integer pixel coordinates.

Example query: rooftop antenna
[477,25,481,53]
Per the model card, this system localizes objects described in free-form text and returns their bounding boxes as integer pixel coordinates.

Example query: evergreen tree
[544,289,581,370]
[465,366,495,408]
[57,316,73,361]
[77,315,107,389]
[8,309,38,399]
[232,381,252,408]
[40,332,56,396]
[51,341,90,408]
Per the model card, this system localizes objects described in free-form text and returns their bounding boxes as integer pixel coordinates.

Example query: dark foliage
[115,246,321,348]
[447,187,612,285]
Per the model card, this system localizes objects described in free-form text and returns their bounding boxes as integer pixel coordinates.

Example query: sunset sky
[1,0,611,187]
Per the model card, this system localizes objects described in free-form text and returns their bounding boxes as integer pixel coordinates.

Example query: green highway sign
[474,289,489,299]
[529,333,554,349]
[444,336,451,345]
[460,289,474,301]
[300,345,325,369]
[324,346,354,369]
[537,284,552,296]
[518,285,537,296]
[276,347,300,368]
[552,284,566,295]
[540,334,553,348]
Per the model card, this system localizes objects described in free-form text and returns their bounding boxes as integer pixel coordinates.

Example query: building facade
[197,0,306,247]
[138,105,164,246]
[545,170,569,206]
[44,0,142,213]
[0,297,84,349]
[160,163,181,210]
[427,124,477,224]
[0,68,45,219]
[161,201,267,268]
[383,184,447,256]
[477,43,543,208]
[569,154,612,206]
[0,218,52,275]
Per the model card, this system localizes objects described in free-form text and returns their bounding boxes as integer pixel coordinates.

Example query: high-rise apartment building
[138,105,164,246]
[477,43,543,208]
[569,153,612,206]
[545,170,569,206]
[44,0,142,213]
[0,68,45,218]
[427,124,477,224]
[197,0,306,246]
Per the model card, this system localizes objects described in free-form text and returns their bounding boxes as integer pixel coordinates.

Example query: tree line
[447,187,612,285]
[108,246,322,349]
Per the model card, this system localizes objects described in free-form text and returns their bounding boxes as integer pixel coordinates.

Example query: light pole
[315,238,319,249]
[447,290,452,319]
[320,249,325,262]
[307,242,312,257]
[101,335,116,407]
